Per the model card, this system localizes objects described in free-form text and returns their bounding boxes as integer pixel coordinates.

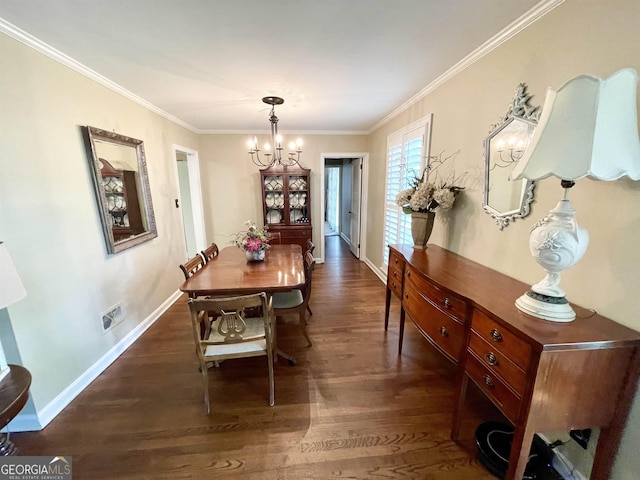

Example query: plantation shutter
[382,116,431,267]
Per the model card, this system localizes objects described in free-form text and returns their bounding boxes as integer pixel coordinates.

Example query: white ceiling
[0,0,556,133]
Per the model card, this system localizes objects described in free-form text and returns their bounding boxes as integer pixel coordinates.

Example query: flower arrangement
[234,220,271,252]
[395,151,466,214]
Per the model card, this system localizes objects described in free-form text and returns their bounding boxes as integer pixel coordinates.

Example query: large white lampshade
[512,68,640,182]
[510,68,640,321]
[0,242,26,309]
[0,241,26,381]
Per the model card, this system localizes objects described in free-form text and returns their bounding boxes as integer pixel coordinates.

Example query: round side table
[0,365,32,455]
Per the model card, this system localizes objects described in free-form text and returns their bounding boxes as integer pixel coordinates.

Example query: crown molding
[0,17,198,133]
[367,0,566,134]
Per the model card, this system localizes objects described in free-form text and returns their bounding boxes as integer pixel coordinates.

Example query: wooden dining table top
[180,244,305,297]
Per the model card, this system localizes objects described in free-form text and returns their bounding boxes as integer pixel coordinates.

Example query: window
[382,115,432,266]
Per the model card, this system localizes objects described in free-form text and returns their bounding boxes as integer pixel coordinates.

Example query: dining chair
[187,292,276,413]
[272,251,314,347]
[179,253,211,343]
[304,239,315,315]
[179,254,206,282]
[268,231,282,245]
[305,238,315,255]
[200,243,219,263]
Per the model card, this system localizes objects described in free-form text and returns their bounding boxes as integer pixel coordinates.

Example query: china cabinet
[100,158,144,242]
[260,165,312,250]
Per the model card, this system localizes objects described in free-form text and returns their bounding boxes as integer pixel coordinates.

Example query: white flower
[394,150,465,213]
[433,188,456,211]
[395,172,463,213]
[395,188,413,206]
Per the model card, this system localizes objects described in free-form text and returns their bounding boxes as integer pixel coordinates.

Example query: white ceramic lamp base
[516,198,588,323]
[515,291,575,322]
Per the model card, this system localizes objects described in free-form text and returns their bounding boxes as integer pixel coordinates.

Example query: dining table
[180,244,306,363]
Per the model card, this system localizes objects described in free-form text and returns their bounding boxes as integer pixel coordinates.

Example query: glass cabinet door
[288,175,310,224]
[263,175,284,225]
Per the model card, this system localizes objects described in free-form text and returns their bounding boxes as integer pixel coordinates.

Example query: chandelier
[247,96,303,168]
[491,136,526,170]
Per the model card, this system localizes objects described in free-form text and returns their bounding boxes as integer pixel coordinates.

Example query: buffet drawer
[405,267,467,321]
[465,350,521,423]
[468,331,527,396]
[471,309,532,372]
[404,284,465,363]
[389,249,405,270]
[387,252,405,299]
[388,272,403,299]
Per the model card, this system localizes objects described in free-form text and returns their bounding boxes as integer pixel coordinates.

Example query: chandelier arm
[251,151,270,167]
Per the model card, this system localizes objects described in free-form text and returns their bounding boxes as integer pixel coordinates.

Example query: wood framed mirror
[483,84,540,229]
[84,126,157,253]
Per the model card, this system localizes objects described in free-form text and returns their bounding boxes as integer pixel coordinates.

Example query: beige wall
[365,0,640,477]
[197,134,367,257]
[0,33,199,415]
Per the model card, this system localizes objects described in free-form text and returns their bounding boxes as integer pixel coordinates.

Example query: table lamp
[0,242,26,381]
[510,68,640,321]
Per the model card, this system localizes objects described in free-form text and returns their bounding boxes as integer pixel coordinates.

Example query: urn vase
[410,211,435,249]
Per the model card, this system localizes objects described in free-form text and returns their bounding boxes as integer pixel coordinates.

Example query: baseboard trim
[7,290,183,432]
[363,256,387,285]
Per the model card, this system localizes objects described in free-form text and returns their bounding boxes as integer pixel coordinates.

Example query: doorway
[173,145,206,259]
[320,153,368,263]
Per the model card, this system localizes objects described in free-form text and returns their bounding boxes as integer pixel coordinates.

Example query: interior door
[176,156,197,257]
[349,158,363,258]
[174,146,206,259]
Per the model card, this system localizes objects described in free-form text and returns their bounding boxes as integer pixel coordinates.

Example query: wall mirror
[84,126,157,253]
[483,84,540,229]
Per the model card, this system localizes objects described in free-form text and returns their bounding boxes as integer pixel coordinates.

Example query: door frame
[319,152,369,264]
[172,144,206,258]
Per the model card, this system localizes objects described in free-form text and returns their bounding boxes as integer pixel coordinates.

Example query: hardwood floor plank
[13,236,503,479]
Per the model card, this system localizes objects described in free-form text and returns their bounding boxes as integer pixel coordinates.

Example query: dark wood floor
[14,236,504,479]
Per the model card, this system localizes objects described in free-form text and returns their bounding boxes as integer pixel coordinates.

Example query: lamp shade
[0,242,26,309]
[511,68,640,182]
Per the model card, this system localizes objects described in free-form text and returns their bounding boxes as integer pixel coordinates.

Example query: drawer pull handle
[392,271,397,278]
[489,329,503,342]
[443,298,452,309]
[439,326,448,337]
[482,374,494,388]
[485,352,498,366]
[394,257,398,264]
[406,271,411,278]
[404,293,409,300]
[391,282,396,289]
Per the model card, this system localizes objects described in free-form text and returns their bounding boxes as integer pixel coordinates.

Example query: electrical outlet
[101,304,122,333]
[569,428,591,449]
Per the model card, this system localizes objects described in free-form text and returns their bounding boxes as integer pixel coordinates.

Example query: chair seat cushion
[204,317,267,357]
[272,289,303,309]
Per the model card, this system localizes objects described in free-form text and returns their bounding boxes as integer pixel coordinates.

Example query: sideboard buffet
[384,244,640,480]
